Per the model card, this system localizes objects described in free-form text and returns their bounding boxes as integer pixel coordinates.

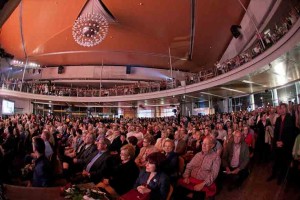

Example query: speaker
[265,89,269,93]
[230,25,242,38]
[126,66,131,74]
[58,66,64,74]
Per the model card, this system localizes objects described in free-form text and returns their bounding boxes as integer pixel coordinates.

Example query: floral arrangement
[62,184,109,200]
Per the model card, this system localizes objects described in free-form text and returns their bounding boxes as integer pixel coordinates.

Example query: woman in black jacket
[97,144,139,197]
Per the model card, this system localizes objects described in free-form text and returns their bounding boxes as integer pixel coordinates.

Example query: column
[223,98,229,113]
[250,94,255,110]
[228,98,233,113]
[272,89,279,106]
[295,81,300,104]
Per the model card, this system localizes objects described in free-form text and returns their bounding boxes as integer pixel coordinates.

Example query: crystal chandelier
[72,13,108,47]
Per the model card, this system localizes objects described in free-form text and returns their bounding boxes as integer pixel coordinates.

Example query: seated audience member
[0,146,4,181]
[132,152,170,200]
[162,139,179,183]
[177,136,221,200]
[135,135,158,168]
[127,125,143,143]
[128,136,140,159]
[31,137,52,187]
[217,123,227,142]
[222,130,250,190]
[183,130,202,162]
[242,125,255,157]
[188,130,202,154]
[223,128,234,148]
[210,131,223,156]
[73,133,97,168]
[109,130,127,154]
[153,126,162,141]
[174,131,187,156]
[166,128,174,140]
[65,129,84,157]
[97,144,139,197]
[75,137,112,184]
[155,130,169,152]
[41,129,54,159]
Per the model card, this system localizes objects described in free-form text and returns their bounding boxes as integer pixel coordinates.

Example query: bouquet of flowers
[62,184,109,200]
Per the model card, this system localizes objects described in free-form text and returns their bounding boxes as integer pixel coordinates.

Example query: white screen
[2,100,14,115]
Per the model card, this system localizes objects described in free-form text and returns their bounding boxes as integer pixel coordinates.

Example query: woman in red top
[243,125,254,157]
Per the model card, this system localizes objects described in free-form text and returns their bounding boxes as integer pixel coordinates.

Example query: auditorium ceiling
[0,0,250,72]
[1,0,299,106]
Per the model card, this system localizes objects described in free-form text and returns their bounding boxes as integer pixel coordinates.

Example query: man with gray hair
[222,130,250,190]
[176,136,221,200]
[80,137,112,183]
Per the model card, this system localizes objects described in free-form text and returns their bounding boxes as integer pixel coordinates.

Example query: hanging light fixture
[72,13,108,47]
[72,0,115,47]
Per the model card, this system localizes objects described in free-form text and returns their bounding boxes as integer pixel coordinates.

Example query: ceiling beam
[0,0,20,28]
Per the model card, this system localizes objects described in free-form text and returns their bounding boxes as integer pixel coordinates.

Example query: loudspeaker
[230,25,242,38]
[265,89,269,93]
[126,66,131,74]
[58,66,64,74]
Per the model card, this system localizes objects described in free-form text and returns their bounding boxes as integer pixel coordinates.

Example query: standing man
[267,103,297,184]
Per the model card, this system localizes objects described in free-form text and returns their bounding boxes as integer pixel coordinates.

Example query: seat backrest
[178,156,185,175]
[166,185,173,200]
[4,184,64,200]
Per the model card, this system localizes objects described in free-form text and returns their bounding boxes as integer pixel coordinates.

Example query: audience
[0,102,299,199]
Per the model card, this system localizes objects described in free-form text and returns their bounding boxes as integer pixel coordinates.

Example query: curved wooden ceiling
[0,0,250,72]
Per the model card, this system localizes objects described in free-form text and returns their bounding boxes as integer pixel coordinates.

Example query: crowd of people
[0,103,299,199]
[0,78,172,97]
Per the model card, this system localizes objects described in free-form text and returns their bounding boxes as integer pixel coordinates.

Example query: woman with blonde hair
[135,135,158,168]
[155,130,169,152]
[97,144,139,197]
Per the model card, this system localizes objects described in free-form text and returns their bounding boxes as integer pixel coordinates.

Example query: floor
[215,162,300,200]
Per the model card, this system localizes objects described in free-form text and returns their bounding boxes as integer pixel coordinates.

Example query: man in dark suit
[73,133,97,168]
[109,131,127,154]
[81,137,112,183]
[267,103,297,184]
[31,137,52,187]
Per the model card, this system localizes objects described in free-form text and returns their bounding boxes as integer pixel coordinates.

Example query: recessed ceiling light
[200,92,224,98]
[138,2,143,6]
[242,80,255,84]
[220,87,246,94]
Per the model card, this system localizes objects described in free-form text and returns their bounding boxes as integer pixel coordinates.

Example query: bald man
[176,136,221,200]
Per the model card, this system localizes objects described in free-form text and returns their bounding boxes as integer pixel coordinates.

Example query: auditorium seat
[4,184,64,200]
